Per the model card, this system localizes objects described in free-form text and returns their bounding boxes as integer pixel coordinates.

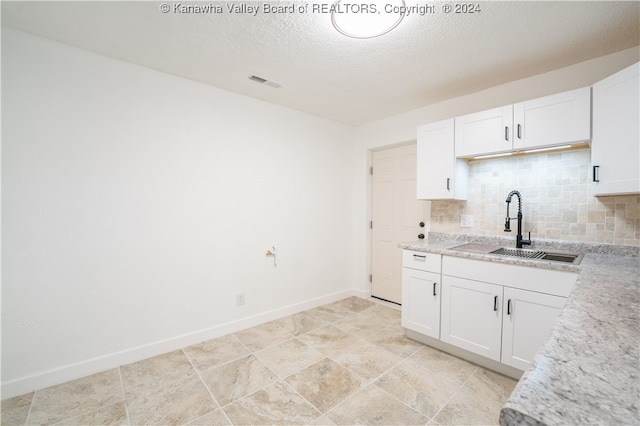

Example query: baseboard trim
[2,289,362,400]
[406,330,524,380]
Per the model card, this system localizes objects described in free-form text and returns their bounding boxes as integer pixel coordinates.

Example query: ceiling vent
[249,75,282,89]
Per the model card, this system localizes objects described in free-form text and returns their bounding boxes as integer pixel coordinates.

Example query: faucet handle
[504,217,511,232]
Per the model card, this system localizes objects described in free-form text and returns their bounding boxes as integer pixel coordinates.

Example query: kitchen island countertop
[398,234,639,426]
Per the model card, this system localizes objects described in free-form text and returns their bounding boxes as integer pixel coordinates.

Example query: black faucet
[504,190,532,248]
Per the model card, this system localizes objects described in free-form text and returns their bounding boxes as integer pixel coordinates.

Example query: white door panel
[372,144,427,304]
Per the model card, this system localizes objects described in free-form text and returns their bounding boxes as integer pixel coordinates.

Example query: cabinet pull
[504,126,509,141]
[517,124,522,139]
[593,165,600,183]
[433,282,437,296]
[493,295,498,311]
[446,178,450,191]
[507,299,512,315]
[412,254,426,260]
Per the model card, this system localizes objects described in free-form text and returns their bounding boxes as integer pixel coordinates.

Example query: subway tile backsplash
[430,149,640,246]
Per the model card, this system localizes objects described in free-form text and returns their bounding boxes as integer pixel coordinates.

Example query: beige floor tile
[257,338,324,378]
[408,345,478,386]
[200,354,278,406]
[367,325,425,358]
[327,339,401,381]
[233,321,294,351]
[274,311,326,336]
[1,392,34,426]
[464,367,517,405]
[307,303,355,324]
[285,358,364,413]
[187,408,231,425]
[308,414,337,425]
[223,380,321,425]
[360,304,402,326]
[335,296,376,313]
[375,360,458,418]
[126,374,214,425]
[120,350,195,398]
[27,369,123,426]
[432,391,500,426]
[55,401,128,425]
[332,314,386,341]
[432,367,516,426]
[297,325,359,354]
[183,334,250,372]
[326,384,427,425]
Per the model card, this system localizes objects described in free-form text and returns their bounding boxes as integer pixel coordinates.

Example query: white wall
[351,47,640,294]
[1,28,357,397]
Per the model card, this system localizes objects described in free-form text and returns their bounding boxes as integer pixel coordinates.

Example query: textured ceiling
[2,1,639,125]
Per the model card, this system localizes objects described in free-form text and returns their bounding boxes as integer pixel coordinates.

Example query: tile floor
[1,297,517,425]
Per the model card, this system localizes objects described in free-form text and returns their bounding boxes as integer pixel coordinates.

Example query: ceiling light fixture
[331,0,406,39]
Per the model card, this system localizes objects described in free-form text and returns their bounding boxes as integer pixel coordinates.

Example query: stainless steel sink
[490,247,583,264]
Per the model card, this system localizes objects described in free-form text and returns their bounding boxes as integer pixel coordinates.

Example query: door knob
[418,234,425,239]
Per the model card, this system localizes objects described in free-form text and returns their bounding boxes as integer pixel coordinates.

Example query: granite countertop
[399,233,640,426]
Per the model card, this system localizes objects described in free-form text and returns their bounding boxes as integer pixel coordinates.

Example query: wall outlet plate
[461,214,474,228]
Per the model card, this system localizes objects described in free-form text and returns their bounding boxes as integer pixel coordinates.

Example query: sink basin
[490,247,582,264]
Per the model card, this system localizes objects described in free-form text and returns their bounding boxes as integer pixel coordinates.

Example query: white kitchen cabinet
[454,87,591,157]
[501,287,566,370]
[440,256,576,369]
[591,62,640,196]
[440,275,503,361]
[514,87,591,150]
[455,106,513,157]
[401,251,441,339]
[417,119,468,200]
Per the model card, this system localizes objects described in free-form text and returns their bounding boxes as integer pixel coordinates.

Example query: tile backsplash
[431,148,640,246]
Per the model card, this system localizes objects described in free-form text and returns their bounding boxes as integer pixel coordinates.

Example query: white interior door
[371,143,427,304]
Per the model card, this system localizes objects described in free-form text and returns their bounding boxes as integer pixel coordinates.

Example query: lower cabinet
[440,276,567,369]
[402,251,577,372]
[401,250,441,339]
[402,268,441,339]
[501,287,566,370]
[440,275,502,361]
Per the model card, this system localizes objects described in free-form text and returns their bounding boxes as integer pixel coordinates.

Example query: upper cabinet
[417,119,468,200]
[455,106,513,157]
[455,87,592,158]
[591,62,640,196]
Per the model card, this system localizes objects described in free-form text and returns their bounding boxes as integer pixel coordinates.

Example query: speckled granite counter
[399,234,640,426]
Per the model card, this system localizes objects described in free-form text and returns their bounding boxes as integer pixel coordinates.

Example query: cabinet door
[417,119,468,200]
[441,276,502,361]
[591,62,640,196]
[401,268,441,339]
[501,288,566,370]
[514,87,591,150]
[454,106,513,157]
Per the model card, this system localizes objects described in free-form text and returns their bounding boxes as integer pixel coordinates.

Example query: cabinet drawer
[402,250,441,273]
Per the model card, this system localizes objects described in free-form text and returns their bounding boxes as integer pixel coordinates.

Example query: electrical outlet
[236,293,245,306]
[461,214,475,228]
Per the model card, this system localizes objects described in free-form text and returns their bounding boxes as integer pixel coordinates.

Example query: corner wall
[1,28,357,397]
